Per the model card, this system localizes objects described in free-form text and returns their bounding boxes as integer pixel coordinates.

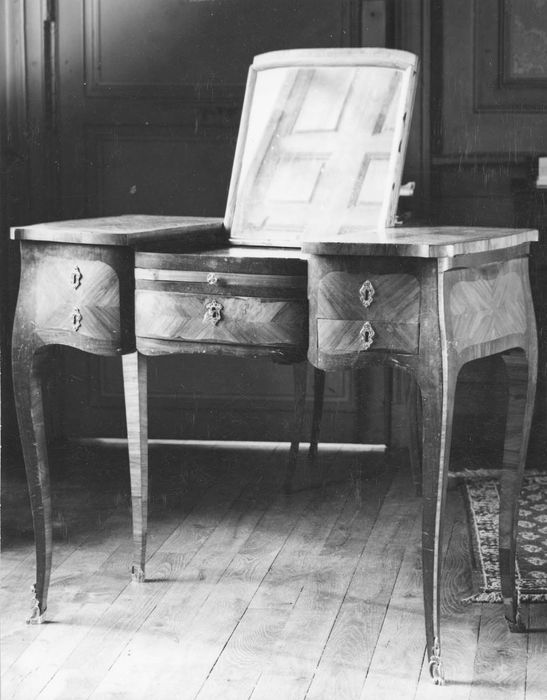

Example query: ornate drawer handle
[359,280,375,308]
[207,272,219,286]
[71,265,83,290]
[204,299,223,326]
[359,321,375,350]
[71,307,83,332]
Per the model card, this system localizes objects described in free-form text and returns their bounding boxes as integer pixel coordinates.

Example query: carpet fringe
[521,593,547,602]
[463,592,547,604]
[450,469,545,480]
[462,591,502,604]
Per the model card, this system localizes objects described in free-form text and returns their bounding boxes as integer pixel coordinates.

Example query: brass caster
[131,566,145,583]
[428,637,445,685]
[27,612,45,625]
[428,658,445,686]
[26,585,45,625]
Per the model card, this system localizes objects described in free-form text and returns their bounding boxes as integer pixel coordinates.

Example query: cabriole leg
[122,351,149,582]
[12,341,52,624]
[419,366,456,686]
[499,348,537,631]
[406,375,423,496]
[284,361,308,493]
[308,367,325,461]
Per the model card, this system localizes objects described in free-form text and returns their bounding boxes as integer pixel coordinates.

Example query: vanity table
[9,46,539,685]
[11,217,539,684]
[303,224,538,683]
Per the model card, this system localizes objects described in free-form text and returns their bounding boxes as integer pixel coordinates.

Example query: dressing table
[10,47,538,685]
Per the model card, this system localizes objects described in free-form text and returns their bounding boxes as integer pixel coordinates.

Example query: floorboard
[34,461,257,700]
[525,604,547,700]
[248,466,395,700]
[303,468,420,700]
[414,492,478,700]
[1,445,546,699]
[92,468,316,699]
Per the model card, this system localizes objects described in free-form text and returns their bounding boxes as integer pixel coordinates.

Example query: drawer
[135,247,308,348]
[315,267,420,355]
[317,319,419,354]
[135,246,306,277]
[136,290,307,347]
[34,255,122,342]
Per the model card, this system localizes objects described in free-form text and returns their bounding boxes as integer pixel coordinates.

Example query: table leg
[308,367,325,461]
[406,375,423,496]
[499,348,537,631]
[419,365,457,686]
[122,351,149,582]
[284,361,308,493]
[12,340,52,624]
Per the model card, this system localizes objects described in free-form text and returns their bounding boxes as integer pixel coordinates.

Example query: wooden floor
[2,442,547,700]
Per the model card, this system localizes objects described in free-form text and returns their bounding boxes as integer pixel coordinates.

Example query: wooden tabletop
[301,226,539,258]
[11,218,539,258]
[10,215,225,246]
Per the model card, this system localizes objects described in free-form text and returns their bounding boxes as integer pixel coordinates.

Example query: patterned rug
[463,473,547,603]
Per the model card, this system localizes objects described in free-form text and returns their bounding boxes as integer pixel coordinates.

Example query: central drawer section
[312,256,421,358]
[135,247,308,349]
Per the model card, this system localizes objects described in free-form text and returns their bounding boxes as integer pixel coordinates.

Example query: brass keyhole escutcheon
[71,307,83,332]
[71,265,83,290]
[204,299,223,326]
[359,321,375,350]
[359,280,375,308]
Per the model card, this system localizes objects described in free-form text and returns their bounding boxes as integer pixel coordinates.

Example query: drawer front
[315,269,420,355]
[317,319,419,355]
[135,265,307,299]
[35,257,121,341]
[135,249,306,277]
[136,289,307,347]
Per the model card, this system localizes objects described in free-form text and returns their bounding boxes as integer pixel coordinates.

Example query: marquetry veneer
[12,215,225,355]
[314,258,421,356]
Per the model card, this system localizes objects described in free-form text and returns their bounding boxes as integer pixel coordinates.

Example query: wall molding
[83,0,360,103]
[475,0,547,113]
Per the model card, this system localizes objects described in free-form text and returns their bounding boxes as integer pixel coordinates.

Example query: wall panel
[84,0,347,100]
[84,126,236,216]
[439,0,547,160]
[430,0,547,466]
